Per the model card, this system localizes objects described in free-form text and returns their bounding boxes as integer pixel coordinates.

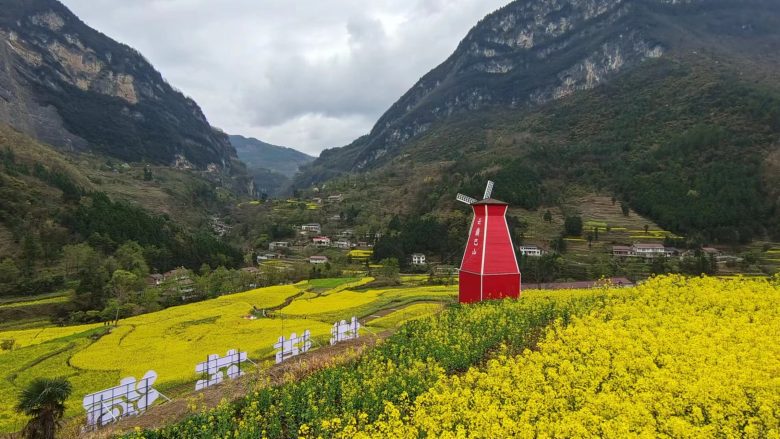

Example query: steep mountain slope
[230,135,313,195]
[0,0,243,175]
[296,0,780,242]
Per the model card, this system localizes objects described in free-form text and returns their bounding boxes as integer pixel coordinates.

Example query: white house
[301,223,321,233]
[327,194,344,203]
[269,241,290,250]
[518,245,544,257]
[632,243,666,258]
[309,255,328,265]
[312,236,331,247]
[411,253,426,265]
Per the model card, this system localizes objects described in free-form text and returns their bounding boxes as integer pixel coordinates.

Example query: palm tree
[16,377,72,439]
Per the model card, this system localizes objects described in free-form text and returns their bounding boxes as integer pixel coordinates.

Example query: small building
[301,223,322,233]
[309,255,329,265]
[327,194,344,203]
[330,214,342,221]
[411,253,426,265]
[269,241,290,250]
[612,245,634,257]
[147,273,164,286]
[664,247,680,258]
[312,236,331,247]
[334,239,351,249]
[518,245,544,257]
[632,243,666,258]
[340,229,354,238]
[702,247,722,257]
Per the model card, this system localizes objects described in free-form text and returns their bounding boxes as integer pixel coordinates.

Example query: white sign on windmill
[82,370,168,428]
[195,349,251,391]
[330,316,361,345]
[273,330,311,364]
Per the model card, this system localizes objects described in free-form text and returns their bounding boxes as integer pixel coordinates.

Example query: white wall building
[313,236,331,247]
[518,245,544,257]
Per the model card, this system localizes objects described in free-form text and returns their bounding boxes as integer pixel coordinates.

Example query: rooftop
[471,198,508,206]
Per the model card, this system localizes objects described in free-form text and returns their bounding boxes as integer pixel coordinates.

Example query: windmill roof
[472,198,508,205]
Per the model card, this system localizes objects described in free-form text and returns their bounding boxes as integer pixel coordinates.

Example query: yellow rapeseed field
[0,322,102,349]
[348,275,780,438]
[368,303,444,329]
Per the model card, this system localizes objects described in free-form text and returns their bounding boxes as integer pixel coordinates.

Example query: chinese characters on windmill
[82,370,167,427]
[273,330,312,364]
[456,180,522,303]
[195,349,249,391]
[330,316,361,345]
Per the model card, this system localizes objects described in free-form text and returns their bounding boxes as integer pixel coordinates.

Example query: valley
[0,0,779,437]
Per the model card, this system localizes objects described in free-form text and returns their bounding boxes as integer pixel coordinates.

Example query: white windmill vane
[456,180,495,205]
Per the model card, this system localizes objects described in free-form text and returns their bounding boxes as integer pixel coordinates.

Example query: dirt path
[69,331,388,439]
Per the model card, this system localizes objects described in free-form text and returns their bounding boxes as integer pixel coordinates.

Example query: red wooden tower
[456,181,521,303]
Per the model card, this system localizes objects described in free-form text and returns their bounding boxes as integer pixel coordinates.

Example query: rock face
[0,0,239,171]
[297,0,780,184]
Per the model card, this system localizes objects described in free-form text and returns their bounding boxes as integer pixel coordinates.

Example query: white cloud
[61,0,509,156]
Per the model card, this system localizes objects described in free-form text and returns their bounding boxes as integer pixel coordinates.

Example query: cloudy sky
[60,0,509,156]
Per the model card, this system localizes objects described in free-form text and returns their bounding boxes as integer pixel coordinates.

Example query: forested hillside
[0,125,242,302]
[295,0,780,244]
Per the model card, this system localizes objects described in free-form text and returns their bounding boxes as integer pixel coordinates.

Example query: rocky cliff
[297,0,780,185]
[0,0,240,173]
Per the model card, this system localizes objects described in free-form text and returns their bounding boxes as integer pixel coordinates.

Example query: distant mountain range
[229,135,313,195]
[0,0,245,180]
[295,0,780,243]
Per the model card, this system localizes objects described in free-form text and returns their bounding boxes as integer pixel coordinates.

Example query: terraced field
[0,278,454,432]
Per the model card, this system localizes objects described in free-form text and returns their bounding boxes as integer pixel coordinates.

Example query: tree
[611,196,617,205]
[108,270,140,324]
[115,241,149,279]
[0,258,19,285]
[143,166,153,181]
[543,210,553,223]
[644,224,650,235]
[620,202,630,217]
[564,216,583,236]
[16,377,72,439]
[378,258,400,283]
[21,233,41,276]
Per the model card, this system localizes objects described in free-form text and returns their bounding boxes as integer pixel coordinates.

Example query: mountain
[230,135,314,195]
[0,0,244,176]
[296,0,780,242]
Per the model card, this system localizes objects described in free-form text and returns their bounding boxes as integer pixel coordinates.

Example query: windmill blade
[456,193,478,205]
[483,180,495,199]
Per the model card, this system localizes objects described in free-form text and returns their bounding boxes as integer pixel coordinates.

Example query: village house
[612,245,634,257]
[301,223,321,233]
[702,247,722,257]
[162,267,195,299]
[312,236,331,247]
[340,229,354,238]
[269,241,290,250]
[633,243,666,258]
[326,194,344,203]
[309,255,329,265]
[334,239,351,249]
[147,273,164,286]
[411,253,427,265]
[518,245,544,257]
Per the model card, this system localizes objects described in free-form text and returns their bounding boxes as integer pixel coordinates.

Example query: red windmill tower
[456,181,521,303]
